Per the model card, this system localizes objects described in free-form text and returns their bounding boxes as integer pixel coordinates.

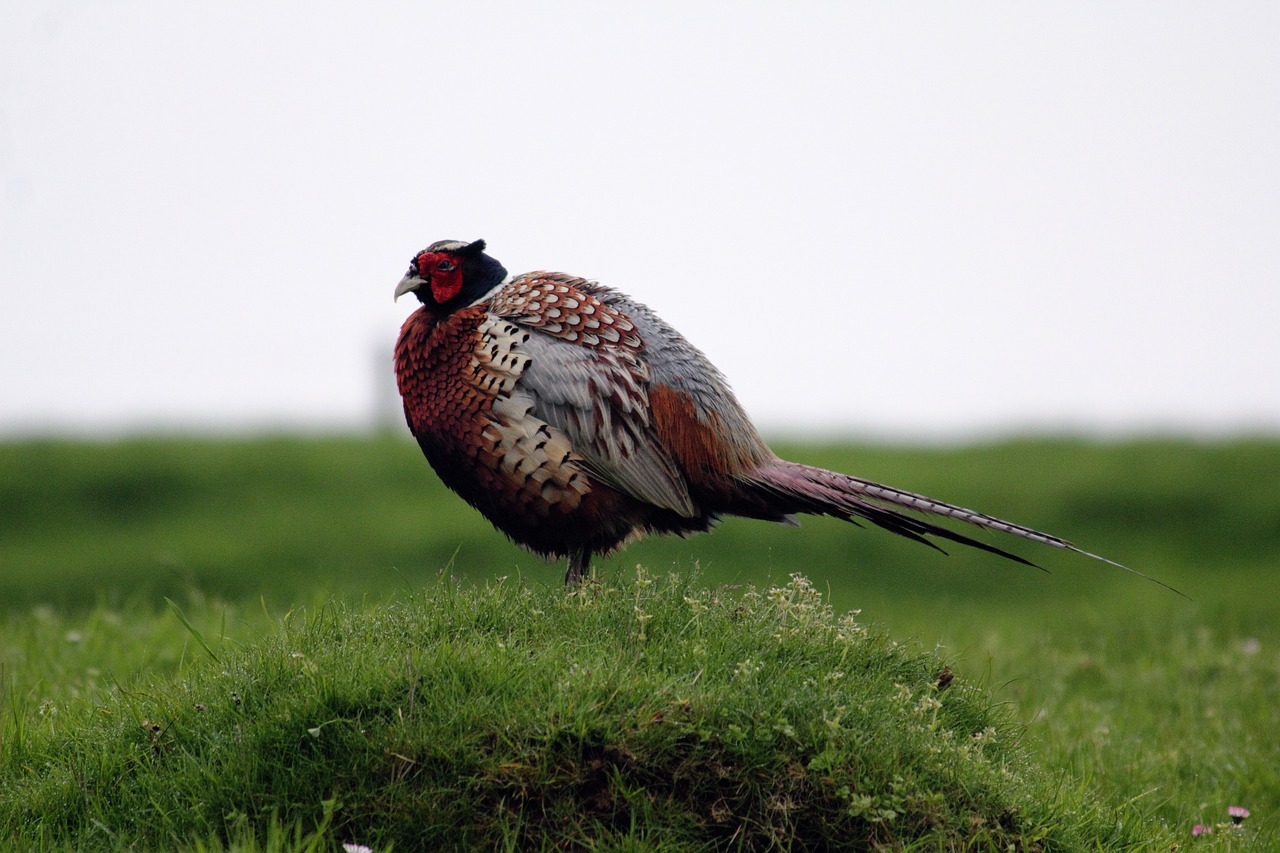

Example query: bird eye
[437,260,457,272]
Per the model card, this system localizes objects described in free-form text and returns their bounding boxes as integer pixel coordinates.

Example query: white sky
[2,2,1278,440]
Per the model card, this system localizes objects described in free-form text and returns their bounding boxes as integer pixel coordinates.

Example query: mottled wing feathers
[471,315,594,516]
[491,273,696,517]
[588,285,776,486]
[395,307,592,524]
[489,273,642,349]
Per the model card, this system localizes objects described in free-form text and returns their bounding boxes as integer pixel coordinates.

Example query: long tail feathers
[749,460,1187,598]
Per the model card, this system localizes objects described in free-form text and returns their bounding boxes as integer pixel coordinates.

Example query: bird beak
[394,274,426,301]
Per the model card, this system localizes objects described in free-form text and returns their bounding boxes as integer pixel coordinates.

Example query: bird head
[394,239,508,309]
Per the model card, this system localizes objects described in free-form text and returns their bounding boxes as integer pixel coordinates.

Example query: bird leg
[565,548,591,585]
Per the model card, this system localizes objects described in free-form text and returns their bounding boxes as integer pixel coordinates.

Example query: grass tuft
[0,570,1169,850]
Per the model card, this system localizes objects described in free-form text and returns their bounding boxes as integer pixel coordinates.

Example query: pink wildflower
[1192,824,1210,837]
[1228,805,1250,824]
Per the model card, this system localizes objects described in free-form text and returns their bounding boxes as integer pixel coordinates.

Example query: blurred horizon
[3,333,1278,445]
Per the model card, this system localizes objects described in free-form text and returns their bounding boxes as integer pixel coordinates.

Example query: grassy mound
[0,571,1165,851]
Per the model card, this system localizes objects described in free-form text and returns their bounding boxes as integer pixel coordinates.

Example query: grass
[1,572,1169,850]
[0,434,1277,849]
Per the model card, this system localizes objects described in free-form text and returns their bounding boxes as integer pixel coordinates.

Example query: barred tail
[746,460,1185,597]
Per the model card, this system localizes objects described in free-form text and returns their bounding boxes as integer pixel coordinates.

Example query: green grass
[0,434,1277,849]
[0,573,1170,850]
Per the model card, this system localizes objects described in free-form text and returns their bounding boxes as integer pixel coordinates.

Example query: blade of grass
[165,597,221,664]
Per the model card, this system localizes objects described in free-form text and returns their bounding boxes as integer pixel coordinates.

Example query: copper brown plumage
[393,238,1178,592]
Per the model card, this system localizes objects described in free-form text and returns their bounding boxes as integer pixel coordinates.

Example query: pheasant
[393,238,1168,590]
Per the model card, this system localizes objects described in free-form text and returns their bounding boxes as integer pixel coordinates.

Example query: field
[0,434,1276,849]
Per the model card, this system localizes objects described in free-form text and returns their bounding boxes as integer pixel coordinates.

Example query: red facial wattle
[415,252,464,304]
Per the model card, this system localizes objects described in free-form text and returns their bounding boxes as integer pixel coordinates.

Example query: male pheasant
[393,238,1161,588]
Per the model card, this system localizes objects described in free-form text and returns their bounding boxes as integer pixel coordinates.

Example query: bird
[393,238,1174,591]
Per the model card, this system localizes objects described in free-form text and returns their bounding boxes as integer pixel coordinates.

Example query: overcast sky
[2,2,1277,441]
